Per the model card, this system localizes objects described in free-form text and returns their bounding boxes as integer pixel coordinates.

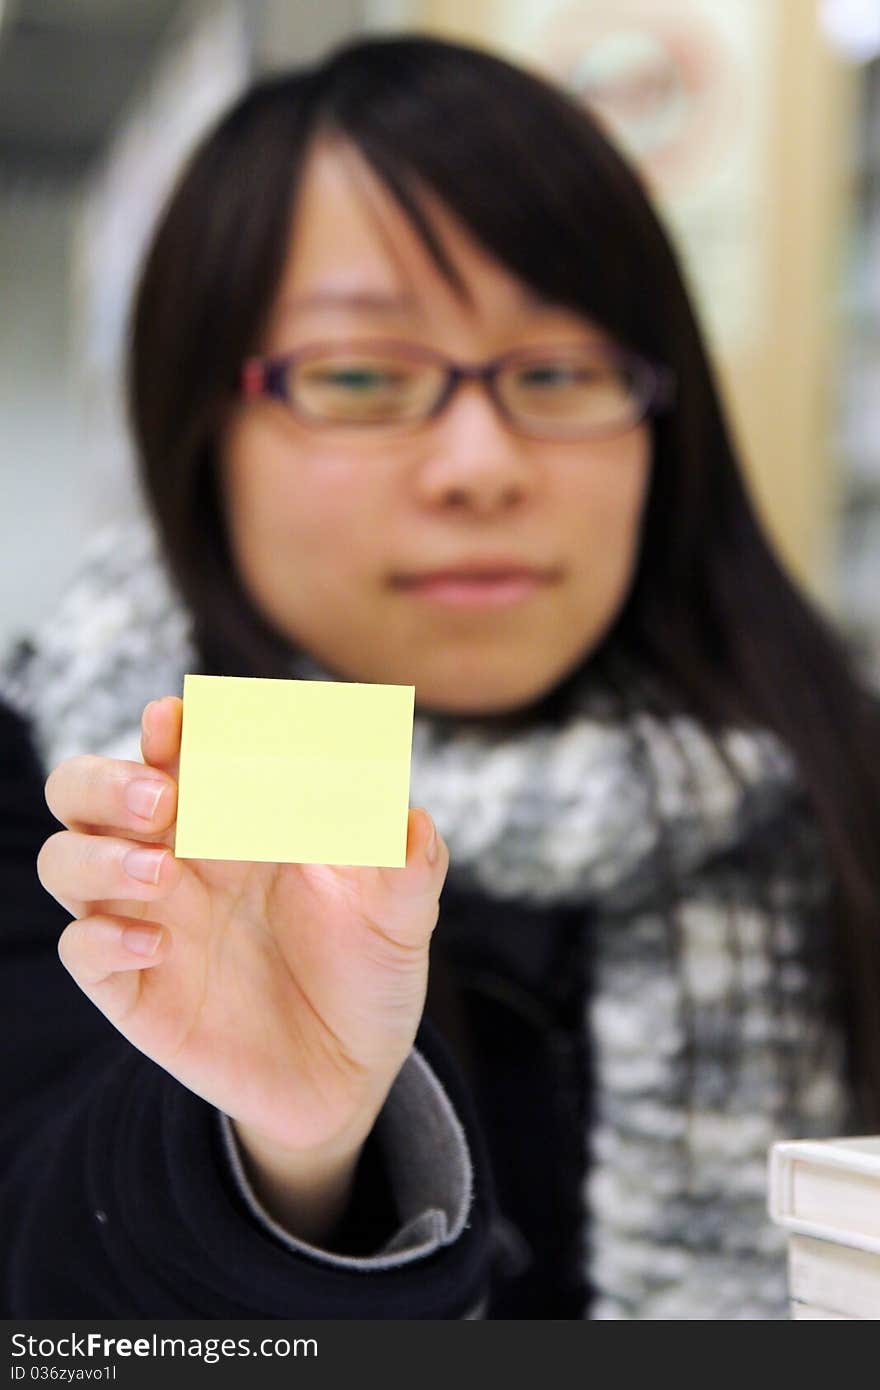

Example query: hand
[38,696,448,1174]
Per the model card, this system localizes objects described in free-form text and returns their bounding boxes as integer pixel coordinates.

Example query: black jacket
[0,699,589,1318]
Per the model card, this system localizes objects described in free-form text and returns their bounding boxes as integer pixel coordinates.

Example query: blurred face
[221,140,652,714]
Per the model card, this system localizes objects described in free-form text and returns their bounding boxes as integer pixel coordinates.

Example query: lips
[389,562,561,609]
[391,559,560,583]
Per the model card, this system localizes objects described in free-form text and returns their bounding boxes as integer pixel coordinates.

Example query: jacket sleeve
[0,700,494,1318]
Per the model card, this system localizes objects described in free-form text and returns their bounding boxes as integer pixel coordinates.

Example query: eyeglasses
[241,339,675,440]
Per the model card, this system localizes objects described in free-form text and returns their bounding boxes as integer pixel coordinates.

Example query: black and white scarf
[1,515,853,1319]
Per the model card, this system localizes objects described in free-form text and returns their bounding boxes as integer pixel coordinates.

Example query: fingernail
[125,779,164,821]
[424,818,439,866]
[123,848,167,885]
[122,926,162,957]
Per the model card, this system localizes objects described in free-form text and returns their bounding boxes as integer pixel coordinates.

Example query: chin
[413,671,565,719]
[409,635,602,718]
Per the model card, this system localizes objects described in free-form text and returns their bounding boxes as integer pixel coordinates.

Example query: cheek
[222,422,379,576]
[563,436,652,573]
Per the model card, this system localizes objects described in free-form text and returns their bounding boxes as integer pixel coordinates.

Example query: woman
[2,35,879,1320]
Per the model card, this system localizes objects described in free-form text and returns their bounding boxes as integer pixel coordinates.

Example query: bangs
[316,38,679,364]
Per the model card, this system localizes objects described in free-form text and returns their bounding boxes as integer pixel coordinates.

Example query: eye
[516,363,601,388]
[292,354,439,425]
[310,366,408,392]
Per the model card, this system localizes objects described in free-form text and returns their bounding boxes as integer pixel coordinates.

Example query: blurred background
[2,0,880,683]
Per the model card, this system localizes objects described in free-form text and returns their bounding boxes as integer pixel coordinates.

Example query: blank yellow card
[174,674,415,867]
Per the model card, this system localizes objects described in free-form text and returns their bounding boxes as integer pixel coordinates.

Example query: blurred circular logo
[534,3,739,197]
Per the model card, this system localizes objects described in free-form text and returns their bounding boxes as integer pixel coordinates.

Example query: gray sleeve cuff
[217,1045,474,1271]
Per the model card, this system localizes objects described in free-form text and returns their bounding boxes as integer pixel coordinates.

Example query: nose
[413,378,535,515]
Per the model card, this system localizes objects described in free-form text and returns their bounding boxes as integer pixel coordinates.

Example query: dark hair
[129,35,880,1118]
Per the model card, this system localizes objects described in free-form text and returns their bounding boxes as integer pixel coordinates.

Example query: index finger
[44,755,177,838]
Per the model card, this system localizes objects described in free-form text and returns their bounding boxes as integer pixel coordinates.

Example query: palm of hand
[46,698,444,1156]
[87,851,432,1149]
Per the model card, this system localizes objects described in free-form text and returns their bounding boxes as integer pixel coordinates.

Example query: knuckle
[80,831,106,864]
[36,829,66,887]
[43,764,64,817]
[77,755,109,806]
[56,918,86,969]
[45,754,103,820]
[79,834,120,884]
[37,829,116,897]
[363,910,431,966]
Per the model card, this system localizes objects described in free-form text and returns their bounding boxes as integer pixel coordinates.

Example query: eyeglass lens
[287,347,650,434]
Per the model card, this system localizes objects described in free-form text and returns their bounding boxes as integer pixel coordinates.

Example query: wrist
[231,1119,371,1245]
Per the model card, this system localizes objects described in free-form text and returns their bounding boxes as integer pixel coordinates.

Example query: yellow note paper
[174,674,415,867]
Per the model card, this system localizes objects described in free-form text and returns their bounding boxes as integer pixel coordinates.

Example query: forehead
[270,139,556,328]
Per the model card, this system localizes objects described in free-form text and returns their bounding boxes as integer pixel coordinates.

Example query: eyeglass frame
[240,337,677,440]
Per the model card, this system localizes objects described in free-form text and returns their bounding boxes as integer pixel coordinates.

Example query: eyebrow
[278,286,567,319]
[278,290,420,317]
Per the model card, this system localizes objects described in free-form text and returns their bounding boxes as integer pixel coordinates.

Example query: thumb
[140,696,182,783]
[370,805,448,915]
